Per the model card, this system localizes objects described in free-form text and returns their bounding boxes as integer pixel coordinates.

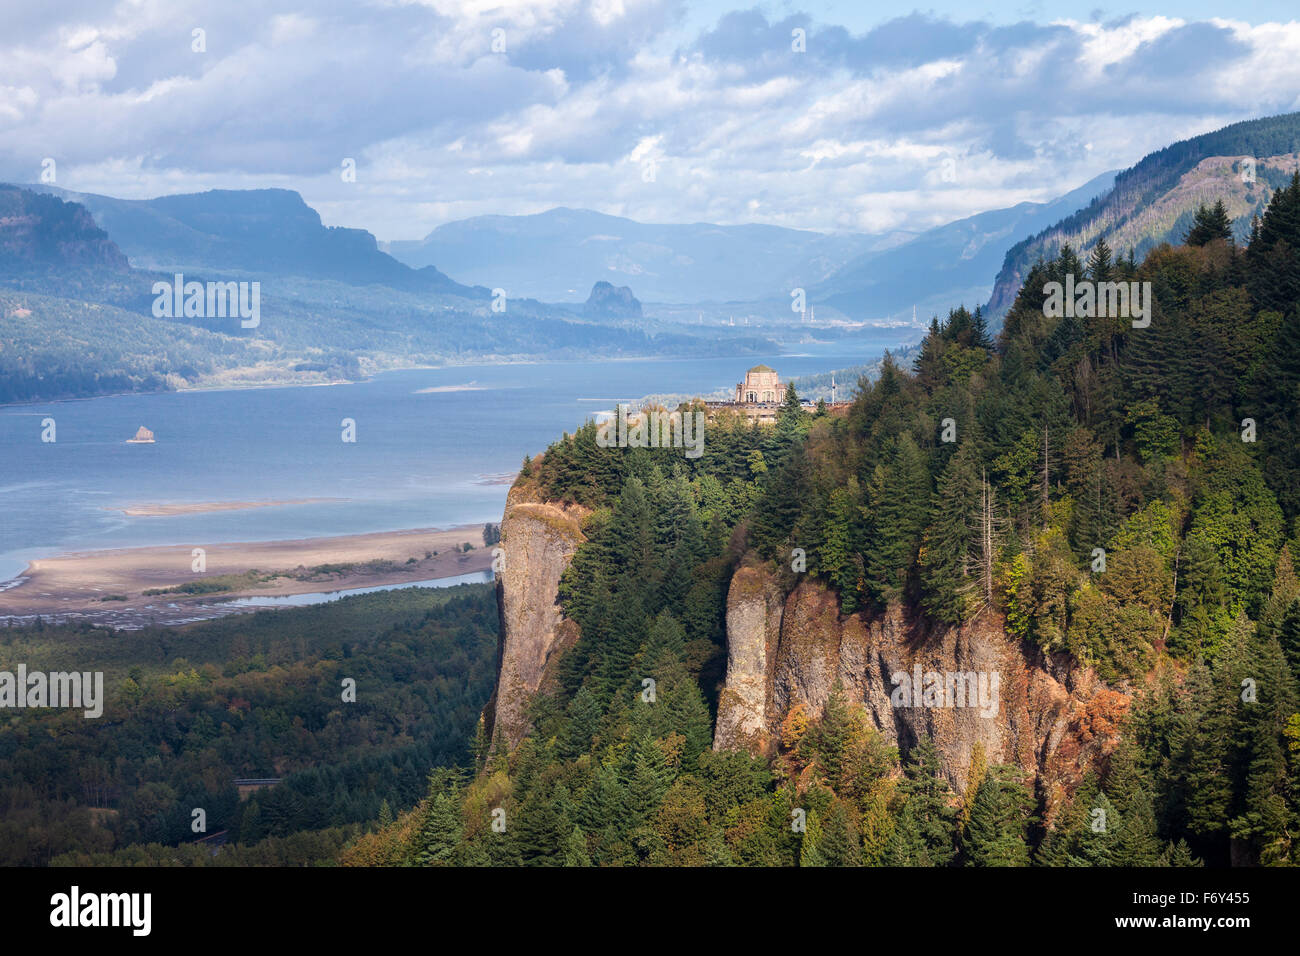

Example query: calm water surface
[0,344,911,581]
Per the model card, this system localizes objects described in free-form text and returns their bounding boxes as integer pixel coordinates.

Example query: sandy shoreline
[110,498,348,517]
[0,525,495,627]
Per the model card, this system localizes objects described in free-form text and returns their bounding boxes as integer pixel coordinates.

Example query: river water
[0,344,912,582]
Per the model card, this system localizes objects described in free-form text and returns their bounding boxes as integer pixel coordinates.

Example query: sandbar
[111,498,346,517]
[0,525,495,626]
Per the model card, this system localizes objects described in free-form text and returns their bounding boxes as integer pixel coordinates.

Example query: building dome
[735,365,781,404]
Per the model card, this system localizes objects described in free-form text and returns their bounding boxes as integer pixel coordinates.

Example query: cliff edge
[713,557,1126,817]
[485,506,1124,817]
[481,486,589,748]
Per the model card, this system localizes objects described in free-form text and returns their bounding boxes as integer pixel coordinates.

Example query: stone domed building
[734,364,782,404]
[704,364,844,425]
[701,365,789,424]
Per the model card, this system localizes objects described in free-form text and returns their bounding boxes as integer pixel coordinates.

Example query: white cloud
[0,4,1297,243]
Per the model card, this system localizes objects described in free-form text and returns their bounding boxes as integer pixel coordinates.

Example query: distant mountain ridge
[809,170,1118,321]
[20,184,484,297]
[0,184,784,405]
[987,111,1300,315]
[385,206,882,303]
[385,180,1121,320]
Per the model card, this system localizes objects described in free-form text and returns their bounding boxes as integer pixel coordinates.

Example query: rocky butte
[582,280,642,319]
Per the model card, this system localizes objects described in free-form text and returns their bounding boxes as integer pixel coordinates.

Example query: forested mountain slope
[0,186,129,274]
[988,112,1300,315]
[0,585,499,866]
[350,175,1300,868]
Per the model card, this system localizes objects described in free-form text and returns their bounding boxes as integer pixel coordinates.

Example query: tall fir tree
[1185,200,1234,246]
[962,765,1036,866]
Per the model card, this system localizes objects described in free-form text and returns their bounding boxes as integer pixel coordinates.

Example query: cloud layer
[2,2,1298,239]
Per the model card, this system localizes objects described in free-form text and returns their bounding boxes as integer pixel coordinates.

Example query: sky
[1,1,1299,241]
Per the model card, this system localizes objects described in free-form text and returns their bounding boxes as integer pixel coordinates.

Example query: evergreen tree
[577,763,628,860]
[969,305,993,351]
[1088,236,1114,281]
[1177,657,1236,851]
[816,799,863,867]
[913,318,948,391]
[778,382,803,432]
[563,826,592,866]
[414,791,463,866]
[883,801,928,866]
[1057,243,1084,285]
[513,790,571,866]
[1035,775,1100,867]
[809,684,854,790]
[1185,200,1234,246]
[865,434,932,603]
[894,738,957,866]
[962,765,1035,866]
[819,477,865,611]
[1070,790,1121,866]
[1158,839,1203,866]
[750,442,812,557]
[1229,630,1298,863]
[920,443,982,622]
[1112,789,1163,865]
[1248,173,1300,313]
[1278,600,1300,684]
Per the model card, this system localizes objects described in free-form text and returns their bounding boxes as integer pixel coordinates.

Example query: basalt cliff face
[482,488,589,748]
[486,507,1123,814]
[714,558,1128,816]
[0,185,130,274]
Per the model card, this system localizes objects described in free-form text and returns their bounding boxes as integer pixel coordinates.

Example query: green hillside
[355,174,1300,868]
[0,584,499,866]
[989,112,1300,314]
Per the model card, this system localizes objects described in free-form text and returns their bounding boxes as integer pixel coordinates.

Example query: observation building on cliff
[701,364,787,424]
[702,364,850,424]
[734,364,782,404]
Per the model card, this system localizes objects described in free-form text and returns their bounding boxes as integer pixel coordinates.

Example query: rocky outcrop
[714,559,1125,816]
[583,281,642,319]
[713,562,786,756]
[0,186,129,273]
[484,499,1122,816]
[482,489,589,748]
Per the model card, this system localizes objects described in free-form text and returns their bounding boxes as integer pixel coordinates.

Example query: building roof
[747,364,776,374]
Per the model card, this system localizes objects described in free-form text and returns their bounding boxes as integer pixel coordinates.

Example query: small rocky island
[126,426,155,443]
